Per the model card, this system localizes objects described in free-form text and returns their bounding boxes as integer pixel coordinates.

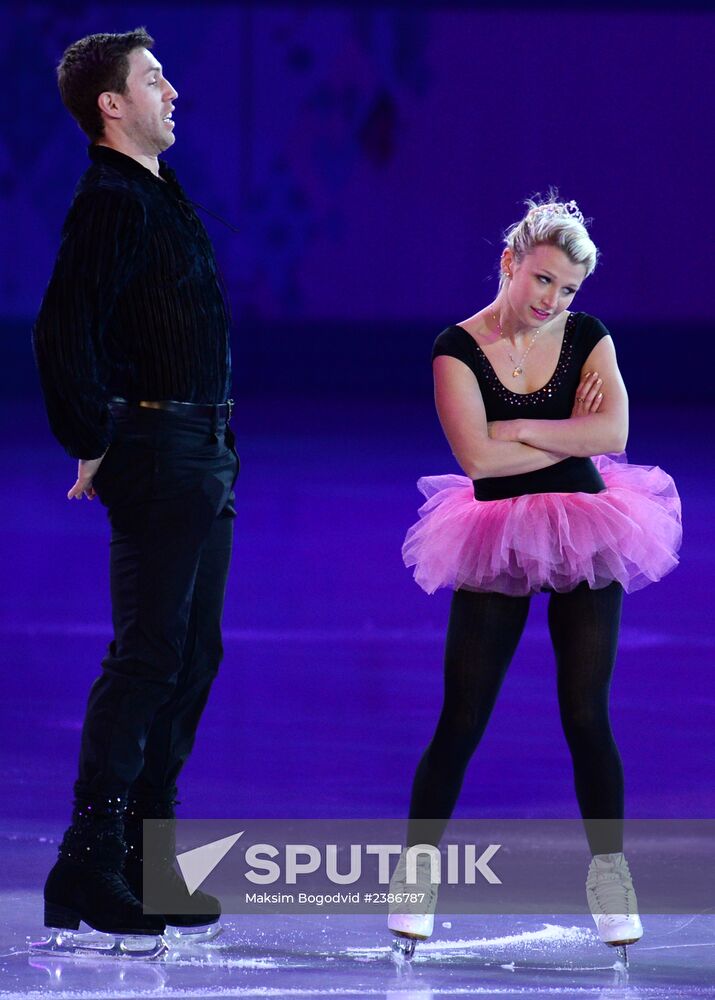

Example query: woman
[388,197,682,961]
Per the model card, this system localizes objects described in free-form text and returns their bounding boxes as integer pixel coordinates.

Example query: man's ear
[97,90,123,122]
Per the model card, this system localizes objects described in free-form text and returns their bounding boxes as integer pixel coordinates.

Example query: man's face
[117,48,178,154]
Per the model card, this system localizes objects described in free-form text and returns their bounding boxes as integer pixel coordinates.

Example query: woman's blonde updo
[500,193,599,289]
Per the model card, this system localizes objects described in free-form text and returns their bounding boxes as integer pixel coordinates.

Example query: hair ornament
[562,200,585,224]
[503,192,598,279]
[527,200,585,226]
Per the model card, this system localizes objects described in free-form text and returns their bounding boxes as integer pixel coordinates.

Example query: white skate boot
[586,852,643,965]
[387,844,439,960]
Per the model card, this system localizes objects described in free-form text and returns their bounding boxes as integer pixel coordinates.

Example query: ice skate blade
[29,928,168,961]
[610,943,631,968]
[390,935,417,962]
[165,921,223,945]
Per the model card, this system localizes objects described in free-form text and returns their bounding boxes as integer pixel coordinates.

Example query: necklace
[491,310,544,378]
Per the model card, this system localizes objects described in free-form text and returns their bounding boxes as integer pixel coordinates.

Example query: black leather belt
[111,397,233,421]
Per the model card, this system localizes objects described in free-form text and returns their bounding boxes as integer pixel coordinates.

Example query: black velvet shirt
[33,145,231,459]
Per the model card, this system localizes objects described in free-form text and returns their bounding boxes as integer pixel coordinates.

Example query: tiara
[527,200,585,226]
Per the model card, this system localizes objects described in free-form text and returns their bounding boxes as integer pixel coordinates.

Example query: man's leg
[129,509,234,806]
[123,509,234,927]
[75,483,227,799]
[46,411,235,934]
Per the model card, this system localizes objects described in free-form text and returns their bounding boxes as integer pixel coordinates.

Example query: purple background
[2,4,714,395]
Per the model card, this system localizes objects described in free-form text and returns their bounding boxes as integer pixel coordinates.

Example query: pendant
[512,367,523,377]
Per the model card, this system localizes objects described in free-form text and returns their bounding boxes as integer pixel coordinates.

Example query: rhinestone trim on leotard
[466,312,577,406]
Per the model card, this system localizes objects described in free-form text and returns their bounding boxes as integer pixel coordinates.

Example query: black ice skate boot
[36,796,166,959]
[124,797,221,943]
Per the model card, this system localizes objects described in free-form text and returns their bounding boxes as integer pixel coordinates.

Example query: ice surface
[2,899,714,999]
[2,400,713,997]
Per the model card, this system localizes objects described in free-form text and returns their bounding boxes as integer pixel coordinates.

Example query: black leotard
[432,312,610,501]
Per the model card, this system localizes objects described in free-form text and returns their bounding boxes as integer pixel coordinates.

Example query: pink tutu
[402,454,682,596]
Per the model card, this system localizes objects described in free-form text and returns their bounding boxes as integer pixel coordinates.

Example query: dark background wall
[2,2,713,397]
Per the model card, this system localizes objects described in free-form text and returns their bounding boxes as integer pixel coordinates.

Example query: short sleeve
[577,314,612,363]
[432,326,478,375]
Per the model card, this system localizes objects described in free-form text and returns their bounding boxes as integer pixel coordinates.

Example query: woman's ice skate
[387,845,440,960]
[586,852,643,966]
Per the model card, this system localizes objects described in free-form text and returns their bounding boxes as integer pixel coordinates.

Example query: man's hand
[67,454,106,500]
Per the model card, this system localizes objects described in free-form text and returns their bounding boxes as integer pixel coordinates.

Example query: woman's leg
[407,588,531,847]
[548,581,625,855]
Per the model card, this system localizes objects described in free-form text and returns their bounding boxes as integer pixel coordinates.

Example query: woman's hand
[572,371,604,416]
[488,372,606,448]
[502,340,628,457]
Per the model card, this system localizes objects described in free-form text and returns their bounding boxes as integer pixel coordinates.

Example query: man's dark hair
[57,28,155,142]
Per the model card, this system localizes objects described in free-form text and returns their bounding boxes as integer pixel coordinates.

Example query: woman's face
[504,244,588,327]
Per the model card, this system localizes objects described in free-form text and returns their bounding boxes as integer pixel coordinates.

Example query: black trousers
[76,403,239,805]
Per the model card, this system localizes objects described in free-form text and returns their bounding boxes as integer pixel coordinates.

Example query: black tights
[407,581,624,856]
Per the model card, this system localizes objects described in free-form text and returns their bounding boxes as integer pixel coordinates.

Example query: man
[33,28,238,943]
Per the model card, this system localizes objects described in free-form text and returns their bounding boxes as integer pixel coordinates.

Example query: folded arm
[490,337,629,457]
[433,354,564,479]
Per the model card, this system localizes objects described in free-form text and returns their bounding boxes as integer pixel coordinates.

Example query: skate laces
[587,856,634,918]
[148,864,219,908]
[413,856,438,905]
[392,850,439,907]
[97,870,143,908]
[162,865,211,901]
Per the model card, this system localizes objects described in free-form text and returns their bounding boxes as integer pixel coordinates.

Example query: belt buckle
[226,398,234,422]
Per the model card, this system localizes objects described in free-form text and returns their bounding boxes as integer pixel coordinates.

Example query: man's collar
[88,144,174,183]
